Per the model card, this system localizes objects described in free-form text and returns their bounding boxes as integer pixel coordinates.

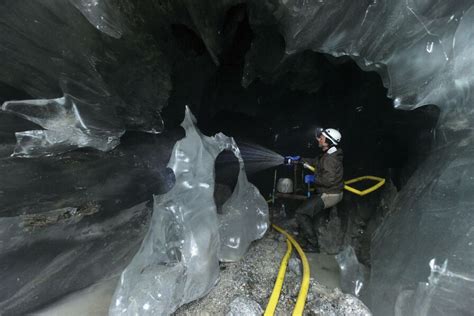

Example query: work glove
[304,174,316,184]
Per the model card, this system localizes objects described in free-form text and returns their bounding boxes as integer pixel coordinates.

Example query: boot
[296,214,317,241]
[300,237,320,253]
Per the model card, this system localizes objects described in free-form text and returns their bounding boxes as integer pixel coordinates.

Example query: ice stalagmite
[110,106,268,315]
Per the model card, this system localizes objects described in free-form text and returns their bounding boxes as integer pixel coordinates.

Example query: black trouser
[295,195,328,245]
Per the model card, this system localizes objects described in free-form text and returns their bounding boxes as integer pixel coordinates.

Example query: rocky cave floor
[176,227,370,316]
[37,208,373,316]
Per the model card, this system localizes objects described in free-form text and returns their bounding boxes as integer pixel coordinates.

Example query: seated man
[296,128,343,252]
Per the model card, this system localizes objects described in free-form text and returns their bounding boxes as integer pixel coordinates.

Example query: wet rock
[288,257,302,276]
[226,296,263,316]
[306,287,371,316]
[175,230,372,316]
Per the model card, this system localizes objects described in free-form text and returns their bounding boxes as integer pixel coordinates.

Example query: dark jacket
[304,148,344,194]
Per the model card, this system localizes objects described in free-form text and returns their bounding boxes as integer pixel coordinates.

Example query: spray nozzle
[284,155,301,165]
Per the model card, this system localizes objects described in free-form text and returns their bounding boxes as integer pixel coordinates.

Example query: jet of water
[237,142,285,174]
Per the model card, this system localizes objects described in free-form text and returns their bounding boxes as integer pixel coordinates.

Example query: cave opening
[165,6,440,193]
[214,149,240,214]
[165,6,441,268]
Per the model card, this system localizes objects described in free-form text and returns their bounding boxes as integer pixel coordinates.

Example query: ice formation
[110,107,268,315]
[369,136,474,315]
[336,246,367,298]
[242,3,474,313]
[0,0,169,156]
[0,202,151,315]
[0,128,179,314]
[245,0,474,119]
[0,1,474,314]
[2,96,124,156]
[218,149,269,262]
[393,258,474,315]
[67,0,126,39]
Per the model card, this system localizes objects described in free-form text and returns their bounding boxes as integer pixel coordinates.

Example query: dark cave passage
[168,9,443,280]
[163,8,440,195]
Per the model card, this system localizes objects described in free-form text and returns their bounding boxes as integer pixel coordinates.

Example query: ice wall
[110,107,268,315]
[0,0,170,156]
[2,1,474,132]
[0,129,179,314]
[1,1,474,314]
[244,0,474,124]
[369,133,474,315]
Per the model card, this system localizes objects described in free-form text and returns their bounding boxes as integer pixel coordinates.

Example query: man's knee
[320,192,343,209]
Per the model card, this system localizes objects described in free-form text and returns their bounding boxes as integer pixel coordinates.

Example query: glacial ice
[0,202,151,315]
[336,246,367,298]
[2,95,124,156]
[0,127,179,314]
[369,136,474,316]
[0,0,170,153]
[110,107,268,315]
[218,147,269,262]
[393,258,474,316]
[244,0,474,119]
[67,0,126,39]
[1,1,474,314]
[240,4,474,312]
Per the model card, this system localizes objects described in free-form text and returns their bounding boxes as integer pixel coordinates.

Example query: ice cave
[1,1,473,315]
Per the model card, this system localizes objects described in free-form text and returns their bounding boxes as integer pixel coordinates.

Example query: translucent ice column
[110,106,268,315]
[218,145,269,261]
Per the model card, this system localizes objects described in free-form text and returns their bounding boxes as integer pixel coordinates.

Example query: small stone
[288,257,302,276]
[226,296,263,316]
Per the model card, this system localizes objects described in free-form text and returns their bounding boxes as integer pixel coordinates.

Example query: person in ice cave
[295,128,344,252]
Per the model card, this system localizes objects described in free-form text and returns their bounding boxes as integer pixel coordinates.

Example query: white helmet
[322,128,341,145]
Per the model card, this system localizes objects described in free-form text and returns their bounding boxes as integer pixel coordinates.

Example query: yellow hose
[264,239,293,316]
[272,224,310,316]
[344,175,385,196]
[303,162,316,172]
